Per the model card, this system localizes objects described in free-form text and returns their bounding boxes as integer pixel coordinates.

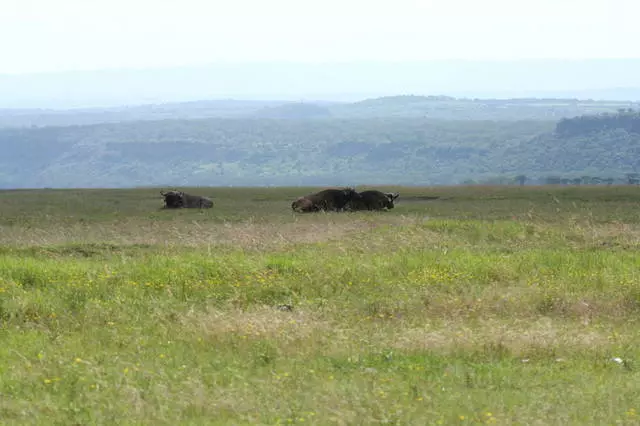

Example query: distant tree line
[543,176,617,185]
[556,109,640,137]
[466,174,640,186]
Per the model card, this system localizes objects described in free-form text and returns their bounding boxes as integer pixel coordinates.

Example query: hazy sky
[1,0,637,74]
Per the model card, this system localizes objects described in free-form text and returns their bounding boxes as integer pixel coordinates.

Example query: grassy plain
[2,185,640,425]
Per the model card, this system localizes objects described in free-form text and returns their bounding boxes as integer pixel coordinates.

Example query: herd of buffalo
[160,188,400,212]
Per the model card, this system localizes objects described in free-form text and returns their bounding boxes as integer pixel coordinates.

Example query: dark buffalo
[161,190,214,209]
[292,188,361,213]
[160,190,185,208]
[349,190,399,211]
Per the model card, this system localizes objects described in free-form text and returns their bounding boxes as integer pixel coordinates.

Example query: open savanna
[2,185,640,425]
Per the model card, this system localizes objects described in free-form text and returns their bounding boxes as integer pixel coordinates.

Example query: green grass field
[2,185,640,425]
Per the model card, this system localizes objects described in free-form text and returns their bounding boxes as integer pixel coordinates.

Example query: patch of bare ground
[419,288,640,324]
[182,305,331,342]
[0,215,420,250]
[217,219,379,249]
[580,222,640,249]
[181,299,625,359]
[388,317,613,355]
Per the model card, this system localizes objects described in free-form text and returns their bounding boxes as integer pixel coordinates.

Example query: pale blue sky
[1,0,637,74]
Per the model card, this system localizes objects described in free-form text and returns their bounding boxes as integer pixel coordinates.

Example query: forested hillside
[2,108,640,188]
[0,118,545,187]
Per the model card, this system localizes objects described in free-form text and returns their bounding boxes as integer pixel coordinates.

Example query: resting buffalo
[292,188,361,213]
[348,190,399,211]
[161,190,214,209]
[160,190,185,208]
[291,196,318,213]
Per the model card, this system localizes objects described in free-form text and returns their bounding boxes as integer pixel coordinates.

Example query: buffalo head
[384,192,400,209]
[161,190,185,208]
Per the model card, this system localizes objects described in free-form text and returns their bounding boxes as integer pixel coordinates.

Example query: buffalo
[348,190,399,211]
[161,190,214,209]
[160,190,185,208]
[291,196,318,213]
[291,188,362,213]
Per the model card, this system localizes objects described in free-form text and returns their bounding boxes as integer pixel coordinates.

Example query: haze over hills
[3,59,640,109]
[1,99,640,189]
[1,95,639,129]
[2,59,640,189]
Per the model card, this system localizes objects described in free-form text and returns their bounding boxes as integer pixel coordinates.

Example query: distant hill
[251,103,333,119]
[0,100,291,128]
[2,111,640,188]
[1,95,639,128]
[330,96,640,120]
[3,59,640,109]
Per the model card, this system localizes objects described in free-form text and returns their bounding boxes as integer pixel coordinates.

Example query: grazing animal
[161,190,214,209]
[349,190,399,211]
[291,188,362,212]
